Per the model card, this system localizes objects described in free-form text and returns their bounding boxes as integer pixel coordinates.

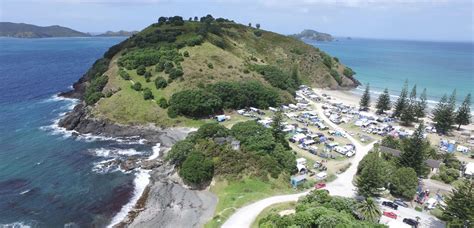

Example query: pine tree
[442,180,474,226]
[433,90,456,134]
[359,83,371,111]
[455,93,471,130]
[399,123,426,175]
[271,111,289,149]
[416,88,427,119]
[393,81,408,117]
[376,88,391,114]
[409,85,417,104]
[356,151,385,197]
[400,103,415,126]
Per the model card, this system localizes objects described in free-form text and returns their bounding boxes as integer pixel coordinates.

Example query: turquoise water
[0,37,155,227]
[308,38,473,106]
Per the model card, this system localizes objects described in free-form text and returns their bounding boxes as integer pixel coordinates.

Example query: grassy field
[205,175,298,228]
[251,202,296,228]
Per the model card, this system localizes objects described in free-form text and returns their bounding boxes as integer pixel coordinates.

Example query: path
[222,97,375,227]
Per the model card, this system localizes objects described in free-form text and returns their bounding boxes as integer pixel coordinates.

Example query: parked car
[383,211,397,219]
[394,199,409,208]
[315,182,326,189]
[403,218,419,227]
[382,201,398,210]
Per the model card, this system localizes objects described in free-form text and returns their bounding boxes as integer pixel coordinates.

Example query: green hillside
[0,22,90,38]
[72,15,358,126]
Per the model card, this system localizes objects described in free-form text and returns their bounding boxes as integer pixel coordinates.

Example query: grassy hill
[66,15,358,127]
[0,22,90,38]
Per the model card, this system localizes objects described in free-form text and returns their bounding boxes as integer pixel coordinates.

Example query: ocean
[0,37,158,227]
[308,38,473,107]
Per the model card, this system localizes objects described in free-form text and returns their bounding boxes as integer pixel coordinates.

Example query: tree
[155,76,168,89]
[393,80,408,117]
[359,83,371,111]
[356,152,385,197]
[166,140,195,167]
[400,102,415,126]
[248,22,252,27]
[356,198,382,223]
[455,93,471,130]
[442,180,474,227]
[131,82,142,91]
[256,23,261,29]
[183,50,190,57]
[390,167,418,199]
[168,89,222,118]
[399,123,426,175]
[179,151,214,187]
[158,97,168,108]
[409,85,417,104]
[143,88,154,100]
[136,65,146,75]
[416,88,427,119]
[433,90,456,134]
[376,88,391,114]
[143,71,152,80]
[194,16,198,21]
[271,111,289,148]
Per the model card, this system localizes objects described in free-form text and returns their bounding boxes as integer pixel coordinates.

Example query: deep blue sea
[0,37,157,228]
[308,38,473,107]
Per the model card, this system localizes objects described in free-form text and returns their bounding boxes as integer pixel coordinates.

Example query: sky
[0,0,473,41]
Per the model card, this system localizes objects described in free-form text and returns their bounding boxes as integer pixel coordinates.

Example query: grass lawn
[205,175,297,228]
[251,202,296,228]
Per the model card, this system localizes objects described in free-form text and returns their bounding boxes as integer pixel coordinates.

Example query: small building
[290,175,307,188]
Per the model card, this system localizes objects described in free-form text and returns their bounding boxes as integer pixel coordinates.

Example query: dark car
[403,218,419,227]
[394,199,409,208]
[382,201,398,210]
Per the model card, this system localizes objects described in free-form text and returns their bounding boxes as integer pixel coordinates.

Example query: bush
[166,140,195,167]
[158,97,169,108]
[136,65,146,75]
[155,61,165,72]
[143,88,154,100]
[84,91,104,105]
[183,51,189,57]
[254,30,262,37]
[131,82,142,91]
[169,68,184,80]
[143,71,152,79]
[343,67,356,78]
[179,151,214,186]
[250,65,299,93]
[321,53,333,69]
[168,89,222,118]
[155,76,168,89]
[84,75,108,105]
[194,123,230,140]
[119,69,130,80]
[330,69,342,85]
[207,63,214,69]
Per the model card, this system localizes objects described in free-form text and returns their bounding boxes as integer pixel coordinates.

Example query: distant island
[0,22,90,38]
[0,22,136,38]
[290,29,334,42]
[96,30,138,37]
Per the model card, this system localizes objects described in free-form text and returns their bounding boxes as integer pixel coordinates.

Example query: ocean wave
[0,221,35,228]
[92,158,121,174]
[107,169,151,228]
[90,148,142,158]
[147,143,161,160]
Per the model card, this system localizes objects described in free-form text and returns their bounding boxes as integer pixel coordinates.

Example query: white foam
[147,143,161,160]
[91,148,142,158]
[0,221,32,228]
[107,169,150,228]
[19,189,31,195]
[92,158,120,174]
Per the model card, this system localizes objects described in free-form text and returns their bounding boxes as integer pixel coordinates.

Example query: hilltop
[59,15,359,130]
[290,29,334,42]
[0,22,90,38]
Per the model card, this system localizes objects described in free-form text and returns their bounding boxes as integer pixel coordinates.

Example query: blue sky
[1,0,472,41]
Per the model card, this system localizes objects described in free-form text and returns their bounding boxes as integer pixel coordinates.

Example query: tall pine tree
[442,180,474,227]
[359,83,371,111]
[400,123,426,175]
[271,110,289,149]
[455,93,471,130]
[376,88,391,114]
[356,151,386,197]
[393,80,408,117]
[416,88,427,119]
[433,90,457,134]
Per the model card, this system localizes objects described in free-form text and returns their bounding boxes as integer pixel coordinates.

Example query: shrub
[330,69,342,85]
[254,30,262,37]
[119,69,130,80]
[207,63,214,69]
[169,68,184,80]
[143,88,154,100]
[183,51,189,57]
[250,65,299,93]
[168,89,222,118]
[179,151,214,186]
[343,67,356,78]
[155,76,168,89]
[84,75,108,105]
[158,97,169,108]
[84,91,104,105]
[166,140,194,167]
[131,82,142,91]
[155,61,165,72]
[136,65,146,75]
[143,71,152,79]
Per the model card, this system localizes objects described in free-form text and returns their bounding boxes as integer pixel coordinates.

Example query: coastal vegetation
[441,179,474,227]
[258,190,385,227]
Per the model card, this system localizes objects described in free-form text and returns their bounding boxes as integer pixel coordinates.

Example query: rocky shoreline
[58,100,217,228]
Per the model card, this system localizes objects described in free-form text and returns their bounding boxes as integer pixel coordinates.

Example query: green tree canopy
[356,197,382,223]
[442,180,474,226]
[359,83,371,111]
[179,151,214,187]
[393,80,408,117]
[455,93,471,130]
[399,123,427,175]
[390,167,418,199]
[376,88,391,114]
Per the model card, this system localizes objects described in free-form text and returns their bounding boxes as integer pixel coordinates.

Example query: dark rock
[141,160,163,170]
[121,158,139,171]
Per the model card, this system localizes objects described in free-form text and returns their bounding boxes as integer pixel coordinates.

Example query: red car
[315,182,326,189]
[383,211,397,219]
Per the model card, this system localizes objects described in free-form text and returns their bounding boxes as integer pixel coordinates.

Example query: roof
[380,146,442,168]
[291,175,306,182]
[465,162,474,175]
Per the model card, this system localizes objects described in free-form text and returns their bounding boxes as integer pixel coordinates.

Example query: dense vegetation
[258,190,385,227]
[167,81,281,118]
[166,121,295,187]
